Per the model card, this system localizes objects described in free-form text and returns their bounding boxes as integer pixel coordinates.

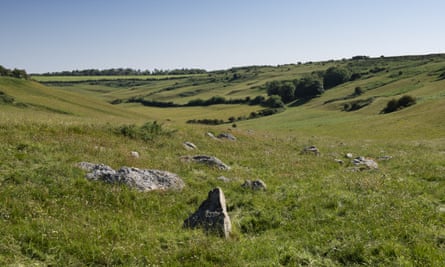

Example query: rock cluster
[77,162,185,192]
[183,187,232,238]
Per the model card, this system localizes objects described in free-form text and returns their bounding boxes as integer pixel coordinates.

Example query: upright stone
[183,187,232,238]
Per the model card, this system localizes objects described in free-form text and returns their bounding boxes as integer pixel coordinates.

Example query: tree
[266,80,281,96]
[277,82,295,103]
[294,77,324,98]
[266,81,295,103]
[11,68,28,79]
[323,67,350,89]
[0,65,28,79]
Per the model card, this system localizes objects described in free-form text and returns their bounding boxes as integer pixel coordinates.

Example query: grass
[1,54,445,265]
[1,121,444,266]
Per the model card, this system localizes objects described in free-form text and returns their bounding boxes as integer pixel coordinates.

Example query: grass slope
[1,54,445,266]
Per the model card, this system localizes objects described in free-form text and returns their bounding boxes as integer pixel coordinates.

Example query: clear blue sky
[1,0,444,73]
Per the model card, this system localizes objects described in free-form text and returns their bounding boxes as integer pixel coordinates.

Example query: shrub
[350,73,362,81]
[354,87,364,96]
[343,98,374,112]
[0,91,15,104]
[381,95,416,114]
[263,95,285,108]
[115,121,172,141]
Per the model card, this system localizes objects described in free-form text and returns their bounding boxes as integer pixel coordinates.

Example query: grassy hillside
[1,54,445,266]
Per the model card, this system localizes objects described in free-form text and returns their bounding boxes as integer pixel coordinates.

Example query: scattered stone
[439,206,445,213]
[334,159,344,165]
[352,156,379,170]
[130,151,140,158]
[183,187,232,238]
[183,142,197,150]
[378,155,393,161]
[217,133,237,141]
[345,153,353,159]
[94,145,106,151]
[206,132,218,140]
[241,179,267,190]
[301,145,320,156]
[181,155,231,170]
[217,176,231,183]
[77,162,185,191]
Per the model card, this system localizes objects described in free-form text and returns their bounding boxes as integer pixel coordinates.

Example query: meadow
[1,54,445,266]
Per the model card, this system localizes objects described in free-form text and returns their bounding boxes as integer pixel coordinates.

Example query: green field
[1,54,445,266]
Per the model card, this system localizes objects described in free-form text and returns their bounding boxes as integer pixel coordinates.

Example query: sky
[1,0,444,73]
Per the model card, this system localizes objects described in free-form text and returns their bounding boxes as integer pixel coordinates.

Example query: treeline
[0,65,29,79]
[35,68,207,76]
[115,95,285,109]
[265,66,355,104]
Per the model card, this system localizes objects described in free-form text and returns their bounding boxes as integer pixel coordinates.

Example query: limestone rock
[301,145,320,156]
[183,141,198,150]
[116,167,185,191]
[241,179,267,190]
[78,162,116,182]
[77,162,185,191]
[183,187,232,238]
[217,176,231,183]
[181,155,230,170]
[378,155,393,161]
[352,157,378,170]
[130,151,140,158]
[334,159,344,165]
[217,133,236,141]
[206,132,218,140]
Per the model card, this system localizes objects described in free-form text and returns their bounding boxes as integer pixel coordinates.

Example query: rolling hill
[1,54,445,266]
[17,53,445,139]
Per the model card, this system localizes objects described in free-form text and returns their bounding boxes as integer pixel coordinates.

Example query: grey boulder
[183,187,232,238]
[77,162,185,191]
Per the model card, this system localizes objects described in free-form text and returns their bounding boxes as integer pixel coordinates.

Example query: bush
[381,95,416,114]
[0,91,15,104]
[323,67,350,89]
[343,98,374,112]
[294,77,324,98]
[350,73,362,81]
[263,95,285,108]
[115,121,172,141]
[354,87,364,96]
[265,77,324,103]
